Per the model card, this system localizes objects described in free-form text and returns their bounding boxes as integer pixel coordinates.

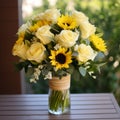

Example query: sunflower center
[63,23,70,26]
[55,53,66,64]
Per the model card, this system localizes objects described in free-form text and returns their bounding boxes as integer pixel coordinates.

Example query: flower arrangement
[12,8,107,114]
[12,8,107,81]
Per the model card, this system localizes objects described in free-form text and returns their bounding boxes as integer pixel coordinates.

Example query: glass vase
[48,74,71,115]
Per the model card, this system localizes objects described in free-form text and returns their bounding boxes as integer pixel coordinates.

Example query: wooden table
[0,94,120,120]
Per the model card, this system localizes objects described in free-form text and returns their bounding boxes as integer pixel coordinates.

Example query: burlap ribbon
[49,74,71,90]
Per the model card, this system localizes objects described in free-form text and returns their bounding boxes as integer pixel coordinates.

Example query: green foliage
[50,24,62,35]
[25,68,48,93]
[79,67,86,77]
[15,60,31,72]
[56,0,69,13]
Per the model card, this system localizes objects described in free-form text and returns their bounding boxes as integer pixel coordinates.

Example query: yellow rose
[71,10,88,26]
[75,44,97,63]
[12,38,28,60]
[79,21,96,39]
[43,8,61,23]
[26,42,46,63]
[36,25,54,45]
[55,30,79,48]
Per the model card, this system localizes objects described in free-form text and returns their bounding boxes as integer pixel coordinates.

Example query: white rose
[26,42,46,63]
[33,13,44,21]
[43,8,61,23]
[71,10,96,39]
[17,21,31,35]
[71,10,88,26]
[55,30,79,48]
[36,25,54,45]
[79,21,96,39]
[75,44,97,63]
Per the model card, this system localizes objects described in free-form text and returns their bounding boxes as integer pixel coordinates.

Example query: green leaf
[15,62,24,71]
[95,52,105,61]
[66,64,74,74]
[15,60,31,73]
[79,67,86,77]
[96,32,103,37]
[72,51,78,57]
[25,40,31,46]
[24,31,34,41]
[97,62,106,73]
[50,24,62,34]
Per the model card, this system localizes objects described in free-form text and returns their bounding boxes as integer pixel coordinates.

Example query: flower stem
[49,89,70,112]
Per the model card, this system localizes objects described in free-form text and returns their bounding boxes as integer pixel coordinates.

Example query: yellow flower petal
[89,34,107,52]
[57,15,77,30]
[49,48,72,70]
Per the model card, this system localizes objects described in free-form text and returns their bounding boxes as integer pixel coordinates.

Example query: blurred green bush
[24,0,120,104]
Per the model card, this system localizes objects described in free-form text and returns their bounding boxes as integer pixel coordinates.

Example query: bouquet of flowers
[12,8,107,114]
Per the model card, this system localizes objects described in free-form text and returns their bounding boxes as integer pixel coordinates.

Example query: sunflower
[89,34,107,52]
[57,15,77,30]
[49,48,72,70]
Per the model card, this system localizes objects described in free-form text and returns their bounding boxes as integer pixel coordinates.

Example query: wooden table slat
[0,93,120,120]
[0,104,115,110]
[0,117,120,120]
[0,114,120,120]
[0,97,112,101]
[0,93,111,98]
[0,100,113,106]
[0,109,117,115]
[0,96,111,101]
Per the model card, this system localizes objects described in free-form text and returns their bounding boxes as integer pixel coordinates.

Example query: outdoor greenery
[24,0,120,104]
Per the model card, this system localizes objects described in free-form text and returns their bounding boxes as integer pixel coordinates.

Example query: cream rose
[12,38,28,60]
[71,10,88,26]
[79,21,96,39]
[75,44,97,63]
[17,22,31,36]
[55,30,79,48]
[33,12,44,21]
[36,25,54,45]
[71,10,96,39]
[26,42,46,63]
[43,8,61,23]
